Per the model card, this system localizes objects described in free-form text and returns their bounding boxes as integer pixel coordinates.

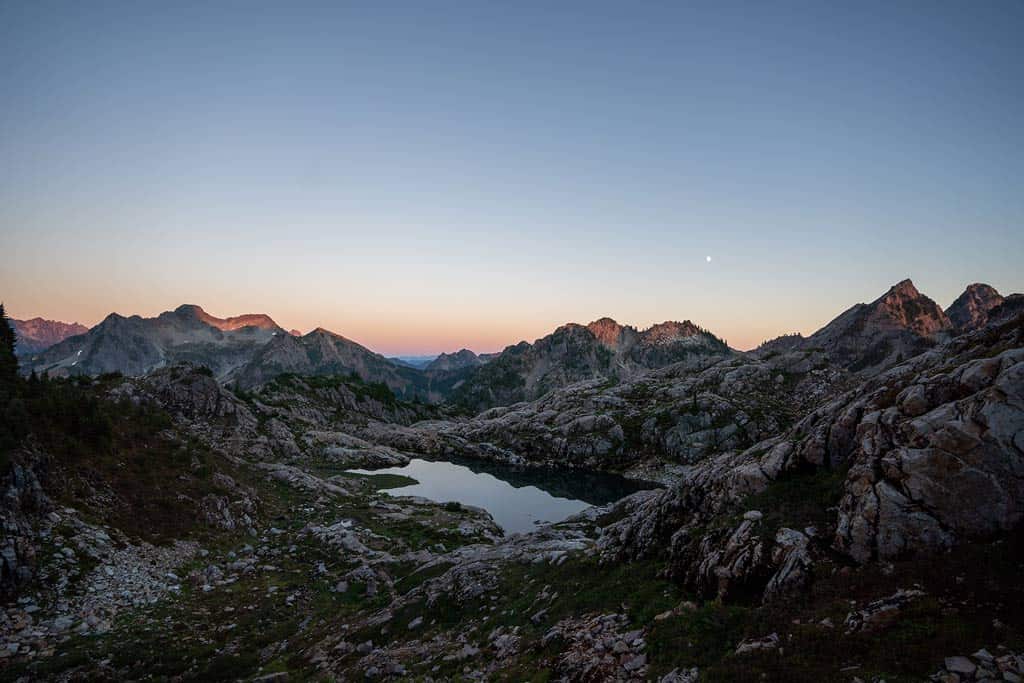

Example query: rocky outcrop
[834,344,1024,562]
[404,348,841,472]
[141,365,253,423]
[0,448,52,599]
[107,365,440,469]
[931,648,1024,682]
[843,588,925,634]
[990,294,1024,326]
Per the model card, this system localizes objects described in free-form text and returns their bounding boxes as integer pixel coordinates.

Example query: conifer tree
[0,303,19,397]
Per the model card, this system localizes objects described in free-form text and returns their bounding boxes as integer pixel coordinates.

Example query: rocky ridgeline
[378,346,843,479]
[446,317,732,412]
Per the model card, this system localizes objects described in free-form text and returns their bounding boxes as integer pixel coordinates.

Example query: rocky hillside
[386,347,843,477]
[11,318,88,356]
[448,318,731,412]
[599,308,1024,601]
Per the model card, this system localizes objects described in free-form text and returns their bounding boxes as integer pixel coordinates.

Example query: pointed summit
[806,279,951,372]
[869,279,950,337]
[886,278,920,297]
[946,283,1004,332]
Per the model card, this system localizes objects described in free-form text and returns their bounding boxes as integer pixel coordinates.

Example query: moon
[706,255,712,263]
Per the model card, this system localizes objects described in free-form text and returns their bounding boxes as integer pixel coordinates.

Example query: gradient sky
[2,1,1022,354]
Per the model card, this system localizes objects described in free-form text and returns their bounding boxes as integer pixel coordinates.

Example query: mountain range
[446,318,731,411]
[15,280,1019,410]
[11,317,88,356]
[3,277,1024,681]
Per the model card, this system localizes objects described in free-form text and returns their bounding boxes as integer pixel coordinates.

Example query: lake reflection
[347,457,654,535]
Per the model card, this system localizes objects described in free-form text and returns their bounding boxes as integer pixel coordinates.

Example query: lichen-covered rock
[835,347,1024,562]
[0,449,51,599]
[844,588,925,634]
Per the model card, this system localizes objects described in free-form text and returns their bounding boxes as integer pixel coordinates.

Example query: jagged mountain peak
[883,278,921,298]
[804,279,951,372]
[946,283,1004,332]
[868,279,950,336]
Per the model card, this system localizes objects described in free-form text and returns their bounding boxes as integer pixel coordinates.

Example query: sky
[2,1,1022,354]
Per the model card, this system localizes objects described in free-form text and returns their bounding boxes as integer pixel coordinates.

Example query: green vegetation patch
[334,470,418,490]
[740,464,850,541]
